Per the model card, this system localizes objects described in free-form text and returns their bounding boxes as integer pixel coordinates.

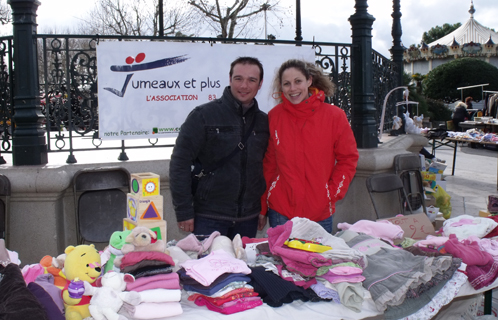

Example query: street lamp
[295,0,302,41]
[159,0,164,36]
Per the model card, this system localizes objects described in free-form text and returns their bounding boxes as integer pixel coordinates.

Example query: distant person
[169,57,269,239]
[260,59,359,233]
[452,101,471,132]
[465,96,473,110]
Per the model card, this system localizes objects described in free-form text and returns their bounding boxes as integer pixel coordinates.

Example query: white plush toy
[392,115,402,130]
[84,272,140,320]
[403,111,421,134]
[413,114,424,128]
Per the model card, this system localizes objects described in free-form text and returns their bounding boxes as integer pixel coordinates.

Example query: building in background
[404,1,498,75]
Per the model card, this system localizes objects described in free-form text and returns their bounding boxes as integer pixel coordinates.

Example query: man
[169,57,269,239]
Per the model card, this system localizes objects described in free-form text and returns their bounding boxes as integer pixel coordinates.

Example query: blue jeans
[267,208,333,233]
[193,215,259,239]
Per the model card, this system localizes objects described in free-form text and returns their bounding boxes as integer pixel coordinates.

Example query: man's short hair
[229,57,264,83]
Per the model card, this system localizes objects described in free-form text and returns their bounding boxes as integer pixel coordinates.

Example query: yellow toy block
[130,172,160,197]
[123,218,167,243]
[127,194,163,222]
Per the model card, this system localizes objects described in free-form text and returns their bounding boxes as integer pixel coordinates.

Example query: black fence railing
[0,34,399,164]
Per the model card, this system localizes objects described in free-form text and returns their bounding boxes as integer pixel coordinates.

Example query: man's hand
[258,214,267,231]
[178,219,194,233]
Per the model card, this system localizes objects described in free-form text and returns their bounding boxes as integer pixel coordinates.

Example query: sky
[11,0,498,58]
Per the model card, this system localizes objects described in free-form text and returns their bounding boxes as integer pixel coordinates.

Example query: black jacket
[169,86,269,222]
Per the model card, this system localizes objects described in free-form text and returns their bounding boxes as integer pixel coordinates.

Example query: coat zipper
[237,115,247,218]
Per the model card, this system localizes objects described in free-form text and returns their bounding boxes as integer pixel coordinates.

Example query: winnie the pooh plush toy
[62,244,102,320]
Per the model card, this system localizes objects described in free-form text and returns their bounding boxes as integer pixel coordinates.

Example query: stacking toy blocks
[124,172,167,242]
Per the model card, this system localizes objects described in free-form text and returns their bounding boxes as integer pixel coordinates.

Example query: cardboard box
[422,171,446,191]
[428,161,447,174]
[434,216,445,231]
[380,212,436,244]
[127,193,163,221]
[130,172,160,197]
[425,195,436,207]
[123,218,167,243]
[479,209,492,217]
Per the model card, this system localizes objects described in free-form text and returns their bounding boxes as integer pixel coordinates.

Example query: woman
[260,59,359,233]
[452,101,470,132]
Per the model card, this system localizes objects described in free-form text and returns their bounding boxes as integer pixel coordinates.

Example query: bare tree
[189,0,289,39]
[78,0,199,36]
[0,1,11,25]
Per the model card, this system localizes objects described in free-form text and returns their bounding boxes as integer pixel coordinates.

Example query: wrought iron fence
[0,34,399,164]
[373,49,400,135]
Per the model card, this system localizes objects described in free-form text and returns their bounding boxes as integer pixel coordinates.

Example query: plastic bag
[434,185,451,219]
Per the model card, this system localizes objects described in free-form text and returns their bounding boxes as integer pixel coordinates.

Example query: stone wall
[1,134,427,265]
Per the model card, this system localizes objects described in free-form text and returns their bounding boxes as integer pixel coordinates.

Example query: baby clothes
[188,288,258,306]
[310,281,341,302]
[127,273,180,291]
[120,301,182,319]
[209,236,236,257]
[176,231,221,255]
[193,296,262,315]
[138,288,181,303]
[442,214,498,240]
[267,220,332,277]
[181,249,251,286]
[337,220,404,245]
[289,218,366,268]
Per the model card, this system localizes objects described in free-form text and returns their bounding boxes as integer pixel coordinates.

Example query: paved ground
[425,140,498,218]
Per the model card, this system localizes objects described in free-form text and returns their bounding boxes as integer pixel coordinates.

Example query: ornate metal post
[349,0,377,148]
[390,0,403,88]
[295,0,302,42]
[8,0,48,165]
[390,0,406,134]
[159,0,164,37]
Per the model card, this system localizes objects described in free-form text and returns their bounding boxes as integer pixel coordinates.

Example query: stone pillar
[8,0,48,165]
[349,0,377,148]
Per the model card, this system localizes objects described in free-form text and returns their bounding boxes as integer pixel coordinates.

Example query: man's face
[229,63,263,106]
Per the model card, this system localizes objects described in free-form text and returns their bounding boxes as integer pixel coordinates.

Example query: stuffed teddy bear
[392,115,402,130]
[102,230,132,274]
[413,114,424,128]
[62,244,102,320]
[404,111,421,134]
[84,271,140,320]
[39,253,67,289]
[121,226,166,255]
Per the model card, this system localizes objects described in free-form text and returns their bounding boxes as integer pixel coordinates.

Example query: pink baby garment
[181,249,251,286]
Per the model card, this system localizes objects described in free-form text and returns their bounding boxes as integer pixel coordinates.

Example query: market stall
[4,214,498,320]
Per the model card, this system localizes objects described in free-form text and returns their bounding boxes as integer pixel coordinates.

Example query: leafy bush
[426,98,452,121]
[423,57,498,102]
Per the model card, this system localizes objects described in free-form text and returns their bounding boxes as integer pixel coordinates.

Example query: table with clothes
[4,215,498,320]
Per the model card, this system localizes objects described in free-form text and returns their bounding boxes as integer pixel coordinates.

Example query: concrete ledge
[0,134,427,265]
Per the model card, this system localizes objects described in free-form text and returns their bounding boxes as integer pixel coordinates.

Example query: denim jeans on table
[267,208,333,233]
[193,215,259,239]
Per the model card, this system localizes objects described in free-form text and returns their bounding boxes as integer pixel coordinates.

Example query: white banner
[97,41,315,140]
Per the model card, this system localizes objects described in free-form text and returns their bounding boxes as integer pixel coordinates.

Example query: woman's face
[281,67,312,105]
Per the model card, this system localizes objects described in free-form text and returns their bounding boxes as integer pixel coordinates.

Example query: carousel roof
[428,1,498,47]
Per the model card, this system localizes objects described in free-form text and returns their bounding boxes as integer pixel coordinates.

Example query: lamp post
[159,0,164,36]
[349,0,377,148]
[8,0,48,165]
[295,0,302,42]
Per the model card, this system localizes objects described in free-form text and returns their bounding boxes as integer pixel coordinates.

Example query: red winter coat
[261,89,359,222]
